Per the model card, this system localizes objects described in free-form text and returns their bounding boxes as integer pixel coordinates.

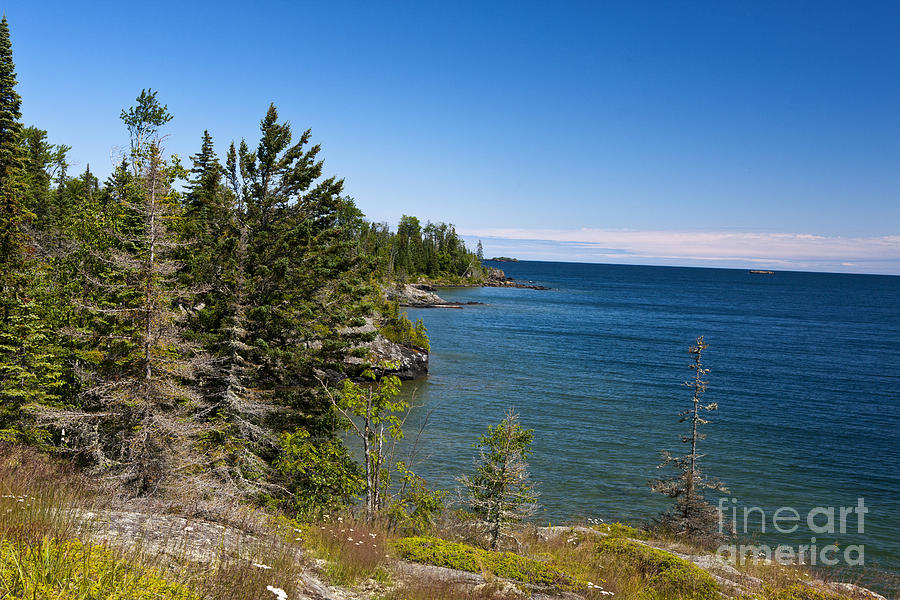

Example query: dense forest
[359,216,483,282]
[0,17,480,513]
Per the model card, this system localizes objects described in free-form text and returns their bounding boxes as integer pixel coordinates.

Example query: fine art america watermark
[716,498,867,567]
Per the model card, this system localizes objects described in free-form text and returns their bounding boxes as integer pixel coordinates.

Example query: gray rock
[368,334,428,380]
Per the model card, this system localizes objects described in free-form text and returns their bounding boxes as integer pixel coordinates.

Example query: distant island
[489,256,519,262]
[749,270,775,274]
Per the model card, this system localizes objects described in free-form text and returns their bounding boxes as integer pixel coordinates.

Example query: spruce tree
[651,336,729,546]
[181,131,271,494]
[459,409,539,550]
[0,15,26,274]
[0,17,66,443]
[239,105,373,424]
[230,105,376,507]
[44,91,209,494]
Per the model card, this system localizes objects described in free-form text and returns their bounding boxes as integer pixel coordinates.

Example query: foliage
[32,90,209,495]
[650,336,728,546]
[358,215,483,282]
[459,409,539,550]
[0,538,200,600]
[386,461,447,533]
[393,536,584,589]
[273,428,364,517]
[325,368,407,518]
[378,297,430,351]
[0,16,28,270]
[596,537,720,600]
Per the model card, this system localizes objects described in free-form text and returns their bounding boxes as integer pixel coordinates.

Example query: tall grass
[301,514,392,586]
[0,445,308,600]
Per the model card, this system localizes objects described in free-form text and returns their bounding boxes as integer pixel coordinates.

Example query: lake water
[399,260,900,581]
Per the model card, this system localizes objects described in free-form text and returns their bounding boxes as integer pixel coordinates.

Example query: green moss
[0,538,200,599]
[393,536,584,589]
[594,521,649,539]
[597,537,719,600]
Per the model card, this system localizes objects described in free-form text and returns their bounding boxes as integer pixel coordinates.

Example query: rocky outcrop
[367,334,428,380]
[344,317,428,380]
[393,284,448,306]
[390,284,484,308]
[483,268,549,290]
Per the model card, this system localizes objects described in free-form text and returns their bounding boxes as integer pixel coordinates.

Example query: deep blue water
[400,261,900,576]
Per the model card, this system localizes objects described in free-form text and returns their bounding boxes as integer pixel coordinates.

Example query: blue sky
[5,1,900,273]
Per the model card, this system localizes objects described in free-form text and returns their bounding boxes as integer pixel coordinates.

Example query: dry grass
[384,575,523,600]
[0,444,310,600]
[301,513,393,586]
[4,448,891,600]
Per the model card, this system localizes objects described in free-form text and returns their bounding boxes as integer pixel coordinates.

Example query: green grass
[393,536,584,590]
[0,445,307,600]
[0,538,199,599]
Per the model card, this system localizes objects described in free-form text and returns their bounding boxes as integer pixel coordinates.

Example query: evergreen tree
[651,336,728,546]
[0,17,66,444]
[0,16,26,273]
[19,125,70,232]
[459,409,539,550]
[238,105,374,431]
[180,131,271,494]
[45,91,209,494]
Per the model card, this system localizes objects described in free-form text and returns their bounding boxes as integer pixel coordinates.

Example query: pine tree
[459,409,539,550]
[650,336,728,546]
[238,104,374,424]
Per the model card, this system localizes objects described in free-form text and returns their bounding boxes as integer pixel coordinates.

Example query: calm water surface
[399,261,900,576]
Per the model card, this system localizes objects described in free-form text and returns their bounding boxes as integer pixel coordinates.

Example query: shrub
[393,536,583,589]
[386,462,447,534]
[378,298,430,351]
[597,537,719,600]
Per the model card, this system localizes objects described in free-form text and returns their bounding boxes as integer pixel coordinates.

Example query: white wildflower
[252,562,273,570]
[266,585,288,600]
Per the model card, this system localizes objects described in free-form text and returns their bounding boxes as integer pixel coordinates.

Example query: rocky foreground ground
[80,508,888,600]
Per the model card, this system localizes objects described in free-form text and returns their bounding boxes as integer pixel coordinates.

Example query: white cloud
[459,228,900,275]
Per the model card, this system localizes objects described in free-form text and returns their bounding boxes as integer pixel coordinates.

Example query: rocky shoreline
[389,283,486,309]
[370,270,549,381]
[483,267,550,290]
